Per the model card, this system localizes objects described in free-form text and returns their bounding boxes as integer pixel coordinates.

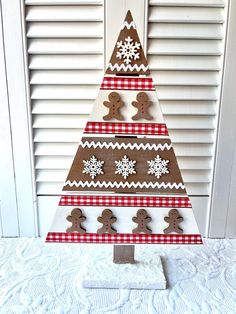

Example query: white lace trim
[64,180,185,190]
[121,21,136,29]
[108,63,149,72]
[80,141,172,151]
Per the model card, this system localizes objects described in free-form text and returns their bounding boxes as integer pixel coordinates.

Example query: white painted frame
[0,0,38,236]
[0,2,19,236]
[209,0,236,238]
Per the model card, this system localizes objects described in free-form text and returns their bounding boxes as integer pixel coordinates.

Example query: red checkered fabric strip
[100,77,155,90]
[46,233,203,244]
[59,195,191,208]
[84,122,169,135]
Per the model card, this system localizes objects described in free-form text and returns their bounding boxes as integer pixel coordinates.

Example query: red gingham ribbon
[59,195,191,208]
[84,122,168,136]
[46,232,203,244]
[100,77,155,90]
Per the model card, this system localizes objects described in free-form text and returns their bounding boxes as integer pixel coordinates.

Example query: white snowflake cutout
[147,155,169,179]
[116,36,141,65]
[115,155,136,179]
[83,155,104,179]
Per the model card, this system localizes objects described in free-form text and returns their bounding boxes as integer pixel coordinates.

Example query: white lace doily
[0,238,236,313]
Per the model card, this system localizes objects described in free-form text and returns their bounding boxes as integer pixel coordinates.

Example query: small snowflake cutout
[147,155,169,179]
[83,155,104,179]
[116,36,141,65]
[115,155,136,179]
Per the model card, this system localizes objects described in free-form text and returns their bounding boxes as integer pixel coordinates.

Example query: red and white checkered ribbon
[84,122,168,135]
[59,195,191,208]
[46,232,203,244]
[101,77,155,90]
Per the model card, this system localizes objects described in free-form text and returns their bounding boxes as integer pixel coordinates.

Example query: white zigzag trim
[64,180,185,190]
[108,63,149,72]
[121,21,136,29]
[80,141,172,151]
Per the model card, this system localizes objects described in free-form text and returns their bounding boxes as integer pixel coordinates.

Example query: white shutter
[23,0,228,236]
[25,0,104,196]
[147,0,228,196]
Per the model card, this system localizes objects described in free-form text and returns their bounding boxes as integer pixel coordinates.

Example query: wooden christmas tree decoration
[46,11,203,289]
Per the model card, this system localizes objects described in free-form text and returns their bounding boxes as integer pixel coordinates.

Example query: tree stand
[113,245,135,264]
[81,245,166,289]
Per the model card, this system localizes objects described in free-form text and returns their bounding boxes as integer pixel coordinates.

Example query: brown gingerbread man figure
[164,209,184,234]
[132,92,153,121]
[103,92,124,121]
[132,209,152,234]
[66,208,86,233]
[97,209,117,234]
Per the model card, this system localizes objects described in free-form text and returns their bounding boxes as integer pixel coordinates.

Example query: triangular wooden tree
[46,11,203,245]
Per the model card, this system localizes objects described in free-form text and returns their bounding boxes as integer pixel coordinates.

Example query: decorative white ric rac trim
[64,180,185,190]
[80,141,172,151]
[108,63,149,72]
[121,21,136,30]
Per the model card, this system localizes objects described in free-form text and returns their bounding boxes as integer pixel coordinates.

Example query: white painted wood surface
[0,4,19,236]
[1,0,37,236]
[37,195,207,237]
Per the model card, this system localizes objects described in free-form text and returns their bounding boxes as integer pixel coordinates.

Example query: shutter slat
[29,55,104,70]
[32,100,94,114]
[27,22,103,38]
[28,38,103,54]
[149,7,224,23]
[148,39,222,55]
[157,86,217,100]
[34,129,84,142]
[161,101,216,115]
[26,5,103,21]
[33,114,88,128]
[149,0,225,8]
[149,55,220,71]
[30,70,103,84]
[26,0,102,4]
[149,23,223,39]
[152,71,219,86]
[31,85,99,99]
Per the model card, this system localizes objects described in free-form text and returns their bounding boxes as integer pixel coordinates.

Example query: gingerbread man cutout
[164,209,183,234]
[97,209,117,234]
[66,208,86,233]
[132,92,153,121]
[103,92,124,121]
[132,209,152,234]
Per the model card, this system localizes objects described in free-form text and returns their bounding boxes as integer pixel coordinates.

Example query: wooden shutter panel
[147,0,227,196]
[25,0,104,195]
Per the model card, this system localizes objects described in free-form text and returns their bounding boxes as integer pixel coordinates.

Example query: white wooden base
[81,247,166,290]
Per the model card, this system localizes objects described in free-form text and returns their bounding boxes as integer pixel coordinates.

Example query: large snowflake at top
[115,155,136,179]
[83,155,104,179]
[116,36,141,65]
[147,155,169,179]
